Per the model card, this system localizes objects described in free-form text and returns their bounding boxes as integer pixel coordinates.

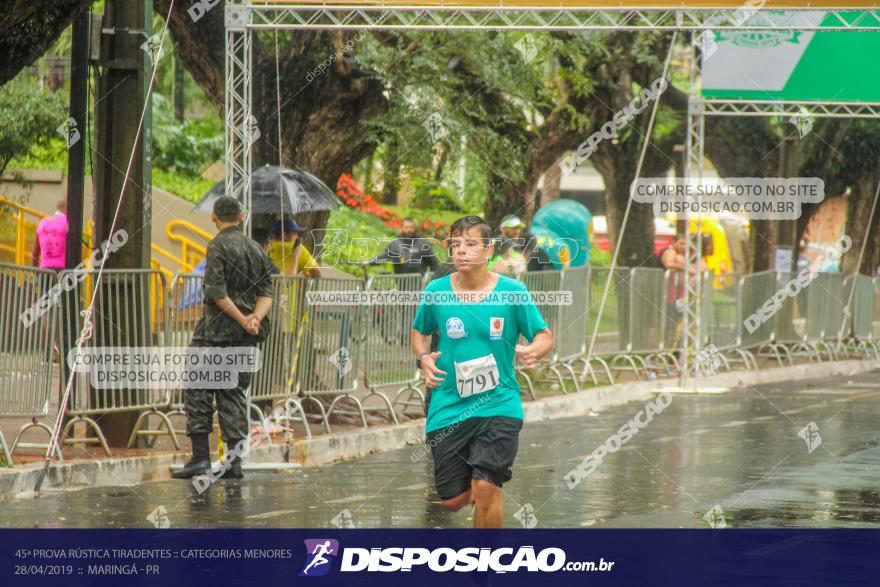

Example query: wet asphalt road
[4,371,880,529]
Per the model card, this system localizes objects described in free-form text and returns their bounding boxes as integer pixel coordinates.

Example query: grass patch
[152,168,215,204]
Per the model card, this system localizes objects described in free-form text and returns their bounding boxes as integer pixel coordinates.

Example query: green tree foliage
[151,93,222,176]
[0,73,66,177]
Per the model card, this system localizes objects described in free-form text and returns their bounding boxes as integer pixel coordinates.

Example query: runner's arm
[528,329,554,357]
[411,328,446,388]
[411,329,431,358]
[515,329,554,368]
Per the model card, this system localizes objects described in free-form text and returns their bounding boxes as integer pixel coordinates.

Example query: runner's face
[448,227,491,271]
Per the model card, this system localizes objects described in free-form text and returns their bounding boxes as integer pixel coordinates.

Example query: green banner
[702,10,880,102]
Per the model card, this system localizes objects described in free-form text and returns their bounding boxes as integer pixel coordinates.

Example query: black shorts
[427,416,523,501]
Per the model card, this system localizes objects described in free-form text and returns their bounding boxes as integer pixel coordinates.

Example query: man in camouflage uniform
[172,196,274,480]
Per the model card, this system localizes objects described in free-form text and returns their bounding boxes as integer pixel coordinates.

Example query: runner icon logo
[513,503,538,528]
[798,421,822,453]
[446,317,466,339]
[300,539,340,577]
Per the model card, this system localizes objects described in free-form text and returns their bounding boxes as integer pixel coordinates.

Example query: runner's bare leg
[472,479,503,528]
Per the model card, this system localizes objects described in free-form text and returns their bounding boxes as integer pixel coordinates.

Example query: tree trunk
[156,1,389,213]
[0,0,92,85]
[592,149,658,268]
[382,138,400,205]
[589,107,678,270]
[484,177,524,230]
[362,151,374,193]
[750,220,776,272]
[541,159,563,206]
[433,143,449,183]
[173,49,185,121]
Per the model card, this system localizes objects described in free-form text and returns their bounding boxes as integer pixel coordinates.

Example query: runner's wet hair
[450,215,492,244]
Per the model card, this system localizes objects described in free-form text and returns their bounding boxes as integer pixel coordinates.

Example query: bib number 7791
[454,354,500,398]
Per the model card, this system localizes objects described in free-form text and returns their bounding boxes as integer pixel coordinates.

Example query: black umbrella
[194,164,341,214]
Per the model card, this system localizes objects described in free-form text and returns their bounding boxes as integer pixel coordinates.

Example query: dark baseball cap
[273,218,306,237]
[213,196,244,218]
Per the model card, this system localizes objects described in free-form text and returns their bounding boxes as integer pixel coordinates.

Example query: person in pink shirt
[32,198,68,269]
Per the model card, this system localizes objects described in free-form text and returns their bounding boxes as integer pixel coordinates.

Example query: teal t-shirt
[412,273,548,433]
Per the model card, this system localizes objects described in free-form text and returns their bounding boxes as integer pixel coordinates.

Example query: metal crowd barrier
[250,275,311,436]
[770,270,837,363]
[736,270,790,365]
[872,277,880,351]
[702,272,754,370]
[661,269,683,364]
[625,268,677,375]
[841,274,877,359]
[0,264,60,464]
[705,272,738,350]
[59,269,171,456]
[134,271,206,448]
[587,267,634,379]
[291,277,375,434]
[517,271,566,398]
[588,267,685,381]
[554,266,606,390]
[137,272,314,442]
[806,272,846,361]
[363,273,425,417]
[5,260,880,463]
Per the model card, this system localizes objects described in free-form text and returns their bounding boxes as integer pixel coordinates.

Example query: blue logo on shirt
[446,317,466,339]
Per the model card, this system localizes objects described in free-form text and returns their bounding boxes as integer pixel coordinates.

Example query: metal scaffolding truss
[680,37,705,391]
[224,2,880,390]
[225,7,253,221]
[703,99,880,119]
[681,43,880,388]
[246,5,880,32]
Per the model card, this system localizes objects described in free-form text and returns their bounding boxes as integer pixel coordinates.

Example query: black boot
[220,439,244,480]
[172,433,211,479]
[220,457,243,480]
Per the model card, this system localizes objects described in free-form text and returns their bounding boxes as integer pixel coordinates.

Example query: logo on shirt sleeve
[446,317,466,339]
[490,317,504,340]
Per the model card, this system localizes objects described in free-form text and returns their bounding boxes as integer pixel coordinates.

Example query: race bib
[454,354,500,398]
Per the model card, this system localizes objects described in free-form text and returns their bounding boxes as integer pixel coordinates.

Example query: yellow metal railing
[1,196,188,326]
[0,197,48,265]
[2,196,185,278]
[78,228,174,327]
[166,219,211,272]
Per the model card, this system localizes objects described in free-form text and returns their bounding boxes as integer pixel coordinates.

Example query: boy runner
[411,215,554,528]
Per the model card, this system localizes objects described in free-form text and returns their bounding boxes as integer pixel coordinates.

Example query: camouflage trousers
[184,366,253,441]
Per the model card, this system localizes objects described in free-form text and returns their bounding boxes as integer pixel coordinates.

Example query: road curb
[2,358,878,500]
